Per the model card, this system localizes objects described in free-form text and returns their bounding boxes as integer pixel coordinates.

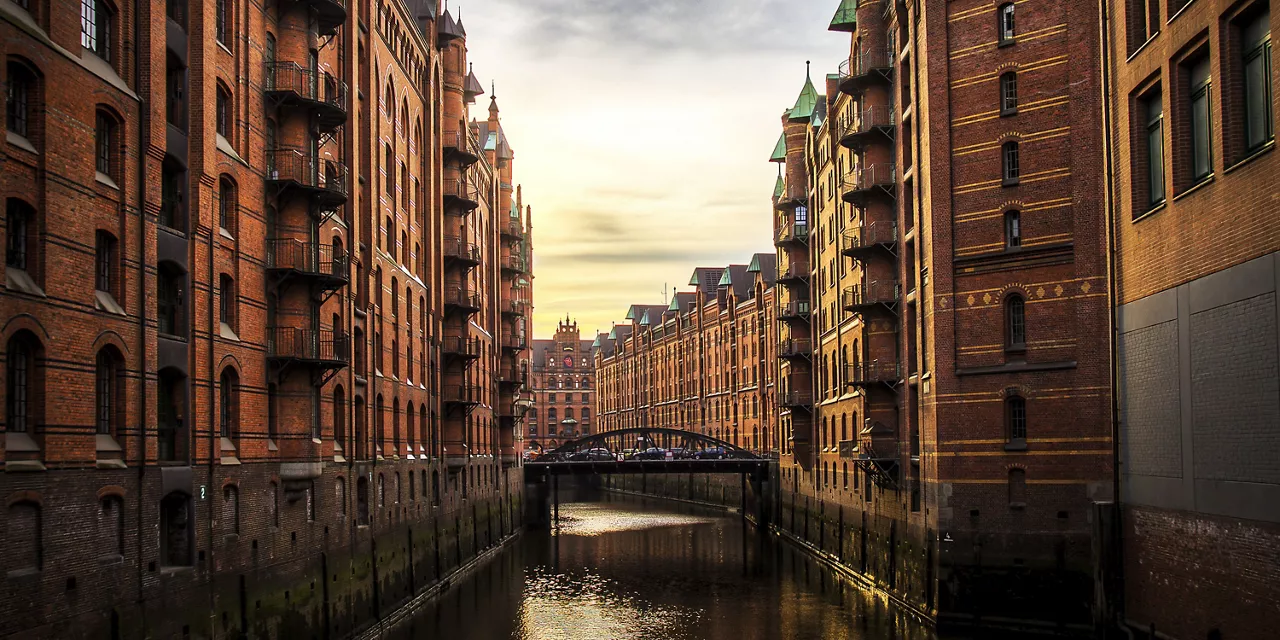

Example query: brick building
[0,0,532,636]
[765,0,1115,628]
[595,255,779,454]
[524,316,594,453]
[1103,0,1279,637]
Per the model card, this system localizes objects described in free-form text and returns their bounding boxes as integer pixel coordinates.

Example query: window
[157,369,185,461]
[1240,8,1273,154]
[1002,141,1020,185]
[334,387,346,451]
[6,199,34,271]
[95,347,122,437]
[81,0,113,62]
[165,53,185,129]
[160,492,192,566]
[6,61,35,139]
[219,368,238,440]
[95,110,115,177]
[1006,294,1026,348]
[166,0,186,29]
[218,178,235,234]
[1186,56,1213,183]
[158,262,185,337]
[1004,211,1021,248]
[215,0,228,45]
[222,486,239,535]
[218,274,235,329]
[1127,0,1160,54]
[160,157,186,232]
[6,332,38,434]
[998,3,1015,44]
[1000,72,1017,115]
[1142,89,1166,210]
[215,83,231,139]
[1007,396,1027,442]
[385,143,395,195]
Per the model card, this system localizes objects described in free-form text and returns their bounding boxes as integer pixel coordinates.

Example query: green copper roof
[773,175,785,199]
[787,71,819,121]
[829,0,858,32]
[748,254,762,273]
[769,132,787,162]
[718,269,733,286]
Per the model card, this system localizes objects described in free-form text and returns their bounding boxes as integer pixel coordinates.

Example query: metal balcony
[839,105,895,151]
[502,217,524,238]
[846,361,902,388]
[778,300,811,322]
[264,62,348,132]
[301,0,347,37]
[441,334,481,361]
[442,130,479,166]
[443,178,479,213]
[498,362,527,386]
[266,240,348,292]
[501,298,531,317]
[267,327,349,386]
[501,333,528,351]
[443,236,481,268]
[443,286,482,314]
[776,389,814,410]
[777,338,812,360]
[842,281,900,314]
[841,163,896,206]
[774,221,810,246]
[776,262,809,285]
[266,149,349,209]
[501,254,528,273]
[442,386,482,409]
[841,221,898,260]
[838,439,859,460]
[837,48,894,96]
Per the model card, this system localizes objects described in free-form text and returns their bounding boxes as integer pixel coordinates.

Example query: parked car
[629,447,666,460]
[667,447,695,459]
[568,448,614,462]
[695,446,727,460]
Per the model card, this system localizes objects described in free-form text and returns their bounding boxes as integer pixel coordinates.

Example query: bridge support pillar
[524,472,551,530]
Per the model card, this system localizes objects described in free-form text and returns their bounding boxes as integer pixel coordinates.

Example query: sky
[458,0,849,339]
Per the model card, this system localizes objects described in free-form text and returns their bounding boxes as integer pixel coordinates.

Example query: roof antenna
[662,283,668,305]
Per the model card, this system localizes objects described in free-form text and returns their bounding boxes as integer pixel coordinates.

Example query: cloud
[478,0,822,57]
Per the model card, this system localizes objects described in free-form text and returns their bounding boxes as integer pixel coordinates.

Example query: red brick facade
[524,317,595,453]
[1,0,531,637]
[595,258,779,455]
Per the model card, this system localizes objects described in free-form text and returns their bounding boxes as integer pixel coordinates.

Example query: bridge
[522,428,773,529]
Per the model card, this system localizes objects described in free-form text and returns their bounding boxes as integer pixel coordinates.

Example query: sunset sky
[460,0,848,338]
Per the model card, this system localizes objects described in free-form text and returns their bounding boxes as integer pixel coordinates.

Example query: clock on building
[562,355,574,368]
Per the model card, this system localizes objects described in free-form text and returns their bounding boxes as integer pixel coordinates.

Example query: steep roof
[688,267,724,298]
[769,132,787,163]
[787,68,819,122]
[718,264,753,300]
[829,0,858,32]
[668,292,698,314]
[747,253,777,286]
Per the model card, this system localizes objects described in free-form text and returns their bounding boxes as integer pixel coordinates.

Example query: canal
[388,489,951,640]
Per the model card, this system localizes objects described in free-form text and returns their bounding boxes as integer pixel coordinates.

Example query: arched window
[81,0,115,62]
[218,177,236,235]
[96,347,123,439]
[222,485,239,535]
[1004,211,1021,248]
[6,60,38,139]
[419,403,428,455]
[333,386,346,452]
[565,407,575,421]
[219,367,238,442]
[218,273,236,330]
[356,476,369,524]
[1000,72,1017,114]
[1008,468,1027,506]
[375,395,386,453]
[6,331,41,437]
[406,401,415,453]
[1006,294,1026,348]
[6,198,36,274]
[215,82,232,139]
[998,3,1015,43]
[99,496,124,558]
[158,262,185,336]
[1006,395,1028,443]
[95,230,117,296]
[1002,140,1020,184]
[95,108,119,177]
[391,276,399,319]
[353,395,366,460]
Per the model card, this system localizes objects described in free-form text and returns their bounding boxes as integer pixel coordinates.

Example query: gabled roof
[438,10,464,42]
[688,267,724,297]
[748,253,777,286]
[829,0,858,32]
[787,69,819,122]
[718,264,752,300]
[769,132,787,163]
[635,305,668,327]
[668,292,698,314]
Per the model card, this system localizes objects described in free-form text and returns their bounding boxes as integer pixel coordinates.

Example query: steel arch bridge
[524,428,769,479]
[545,427,762,460]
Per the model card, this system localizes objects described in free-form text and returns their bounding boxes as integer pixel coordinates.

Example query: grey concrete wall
[1117,252,1280,523]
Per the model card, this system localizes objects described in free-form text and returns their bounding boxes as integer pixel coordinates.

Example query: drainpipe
[132,2,149,630]
[1098,0,1126,631]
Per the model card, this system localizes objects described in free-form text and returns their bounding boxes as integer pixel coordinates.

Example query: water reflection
[397,492,937,640]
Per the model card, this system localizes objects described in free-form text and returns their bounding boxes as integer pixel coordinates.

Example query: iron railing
[775,221,810,244]
[267,327,350,363]
[266,148,349,198]
[443,236,481,264]
[843,104,895,140]
[777,338,812,358]
[443,178,479,204]
[778,300,811,319]
[777,261,809,282]
[843,280,900,309]
[842,221,898,255]
[776,389,814,408]
[264,62,348,115]
[838,48,894,81]
[846,361,902,385]
[267,239,348,280]
[442,385,483,404]
[843,163,896,193]
[442,285,482,310]
[441,334,481,358]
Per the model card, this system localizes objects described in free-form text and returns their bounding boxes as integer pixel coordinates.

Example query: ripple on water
[552,503,721,537]
[517,566,702,640]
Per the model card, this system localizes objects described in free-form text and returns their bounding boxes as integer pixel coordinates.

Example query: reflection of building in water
[526,316,596,451]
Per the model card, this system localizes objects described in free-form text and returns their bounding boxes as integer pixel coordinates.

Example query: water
[393,491,943,640]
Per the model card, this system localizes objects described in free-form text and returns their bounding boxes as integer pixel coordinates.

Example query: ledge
[956,360,1077,376]
[7,131,37,154]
